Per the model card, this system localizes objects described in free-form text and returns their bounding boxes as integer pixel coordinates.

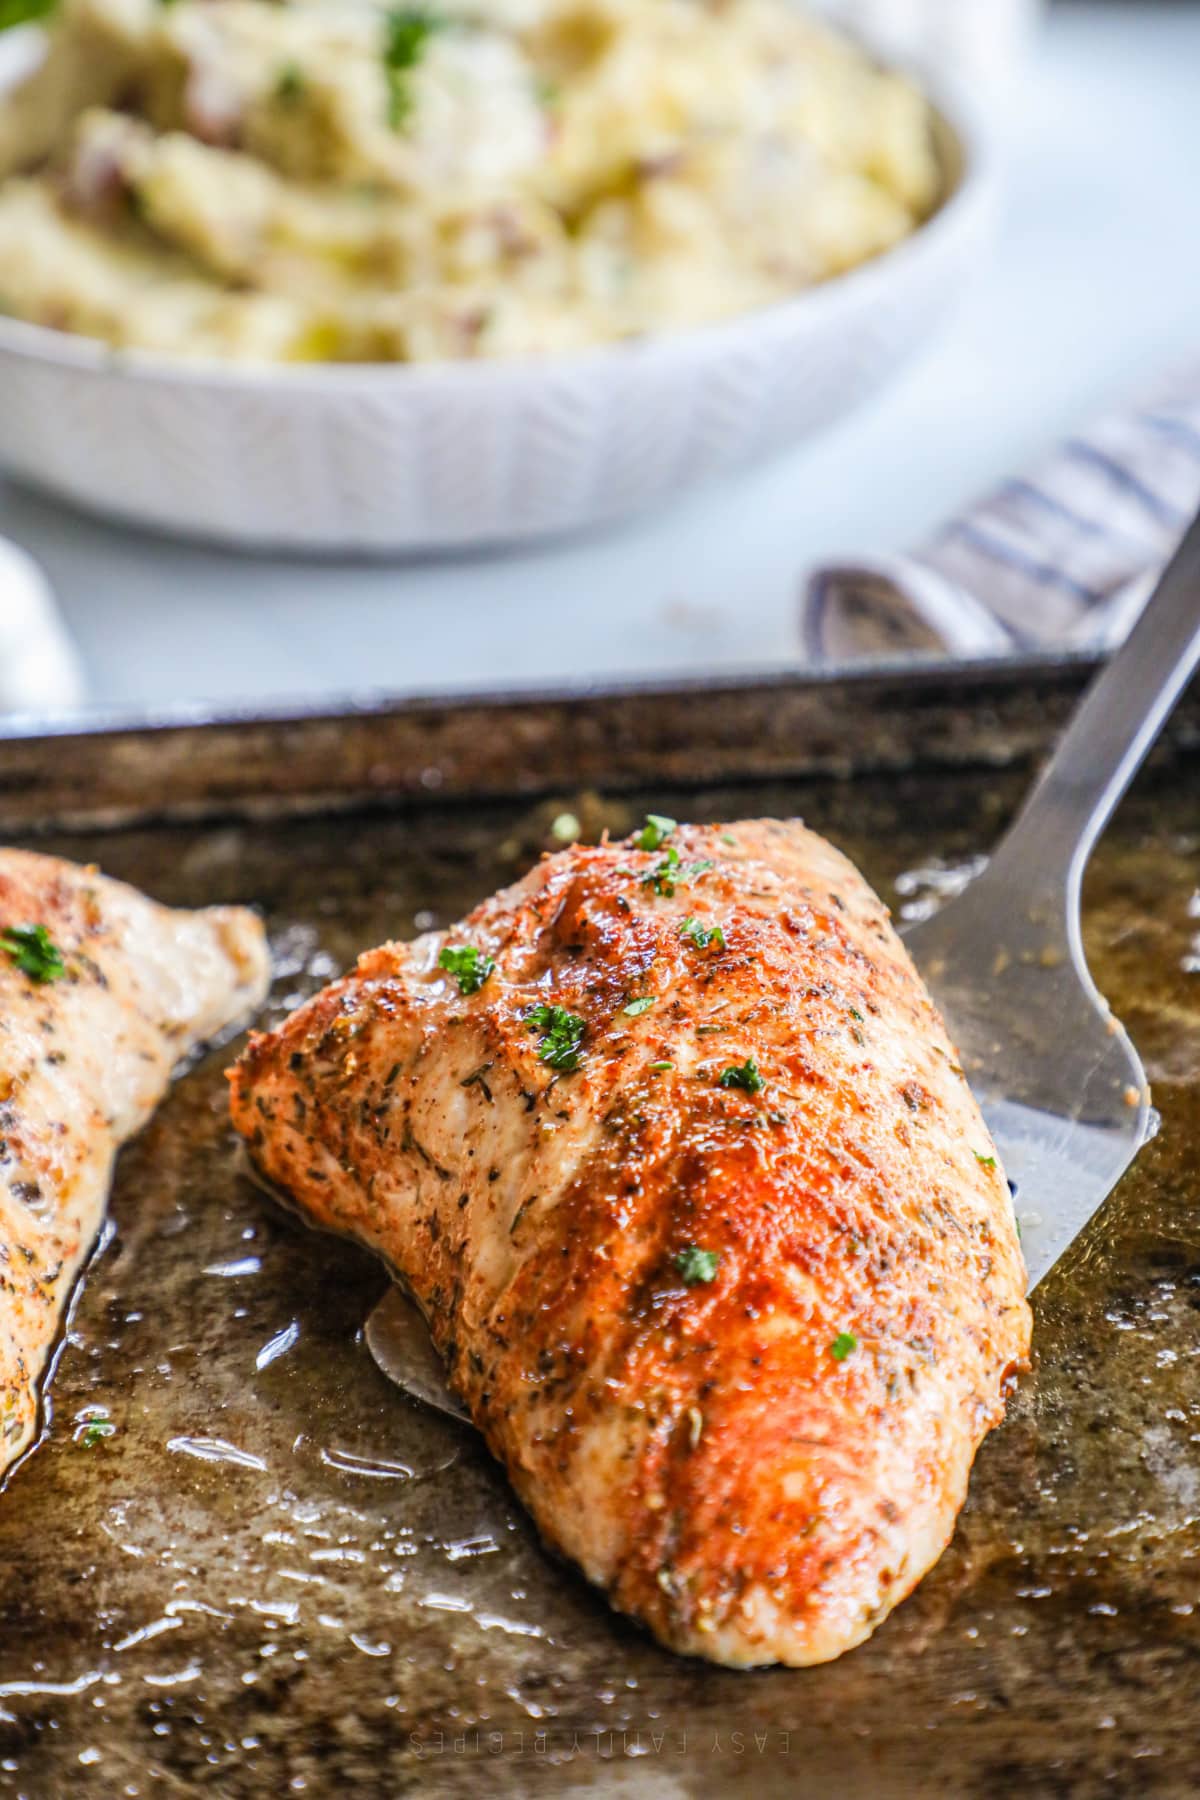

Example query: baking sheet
[0,663,1197,1798]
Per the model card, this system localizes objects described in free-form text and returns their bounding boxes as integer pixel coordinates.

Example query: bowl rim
[0,76,993,394]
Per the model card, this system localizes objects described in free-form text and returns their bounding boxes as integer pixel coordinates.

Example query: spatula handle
[992,502,1200,896]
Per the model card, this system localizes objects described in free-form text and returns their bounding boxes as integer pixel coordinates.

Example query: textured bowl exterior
[809,0,1042,94]
[0,104,991,552]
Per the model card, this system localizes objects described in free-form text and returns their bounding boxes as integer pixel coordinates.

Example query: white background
[1,1,1197,718]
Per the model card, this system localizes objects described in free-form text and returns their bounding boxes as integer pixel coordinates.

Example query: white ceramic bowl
[810,0,1042,98]
[0,97,990,553]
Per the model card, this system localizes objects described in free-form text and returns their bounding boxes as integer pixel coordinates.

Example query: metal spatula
[906,507,1200,1287]
[366,507,1200,1420]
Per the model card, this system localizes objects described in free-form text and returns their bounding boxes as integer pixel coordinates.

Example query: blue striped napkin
[801,362,1200,661]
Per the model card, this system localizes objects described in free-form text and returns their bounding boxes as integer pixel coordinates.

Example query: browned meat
[0,849,269,1480]
[229,818,1030,1667]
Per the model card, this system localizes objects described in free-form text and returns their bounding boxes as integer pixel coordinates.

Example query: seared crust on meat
[0,850,269,1479]
[230,819,1030,1666]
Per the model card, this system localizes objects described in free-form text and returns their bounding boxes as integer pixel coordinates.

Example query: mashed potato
[0,0,942,362]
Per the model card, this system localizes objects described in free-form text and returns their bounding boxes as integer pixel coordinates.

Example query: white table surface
[1,0,1197,722]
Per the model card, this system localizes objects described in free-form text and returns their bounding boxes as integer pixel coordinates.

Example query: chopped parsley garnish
[77,1420,115,1448]
[645,847,681,893]
[649,1060,674,1072]
[275,62,306,104]
[674,1245,719,1286]
[2,924,65,984]
[717,1058,763,1094]
[623,996,655,1017]
[635,814,676,852]
[830,1332,858,1362]
[849,1007,864,1023]
[974,1151,997,1170]
[644,848,713,898]
[526,1003,586,1072]
[383,6,445,130]
[438,944,495,996]
[680,915,725,951]
[0,0,58,27]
